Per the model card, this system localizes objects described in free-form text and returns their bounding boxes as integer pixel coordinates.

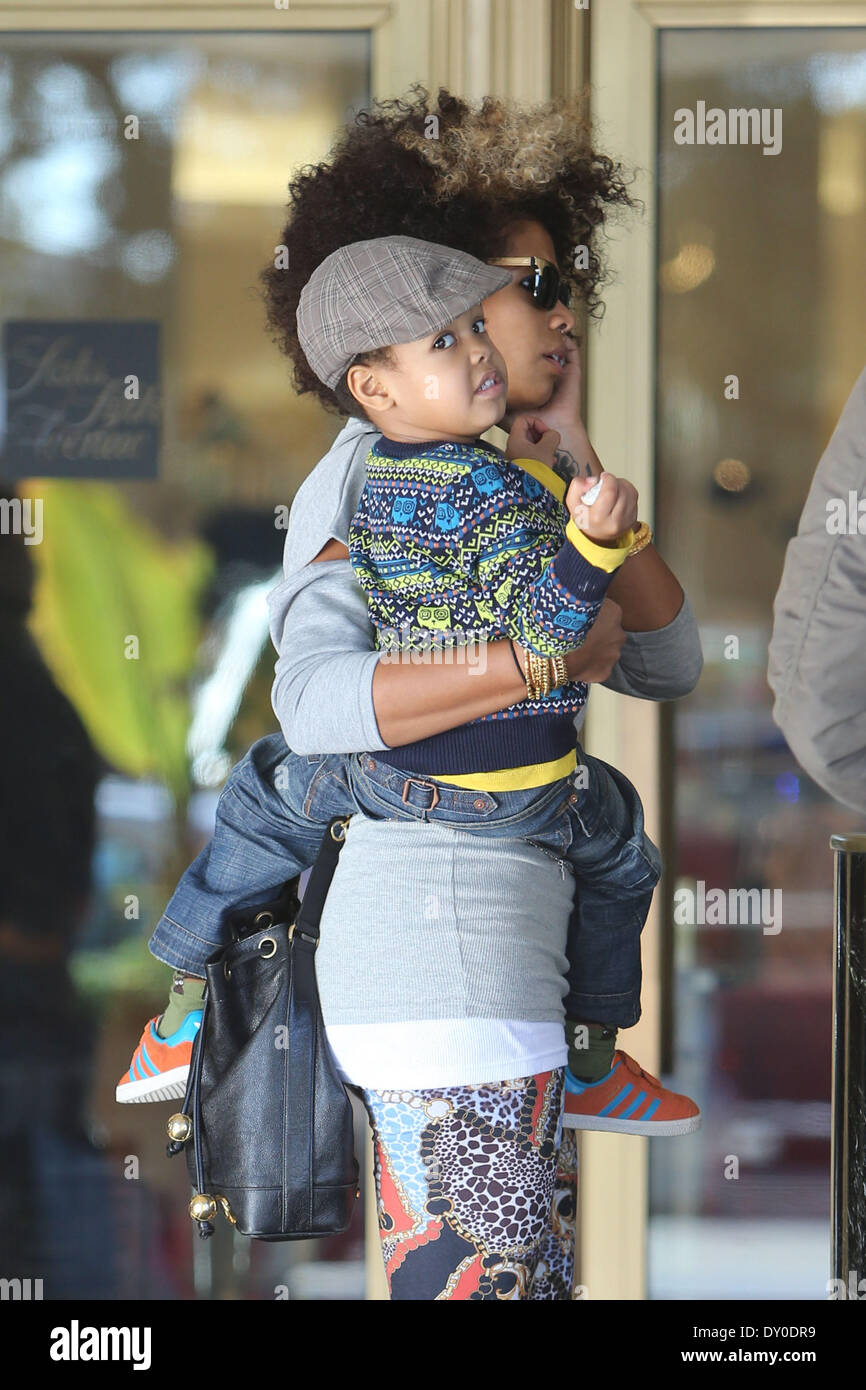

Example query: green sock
[156,970,206,1038]
[566,1019,618,1082]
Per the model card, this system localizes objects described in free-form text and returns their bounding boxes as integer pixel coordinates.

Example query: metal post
[830,832,866,1289]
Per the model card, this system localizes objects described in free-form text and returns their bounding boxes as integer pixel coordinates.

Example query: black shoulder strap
[294,817,350,944]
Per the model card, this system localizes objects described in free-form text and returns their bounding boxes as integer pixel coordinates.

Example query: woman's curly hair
[259,85,640,415]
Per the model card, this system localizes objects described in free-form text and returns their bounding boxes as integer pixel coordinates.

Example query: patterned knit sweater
[347,435,632,790]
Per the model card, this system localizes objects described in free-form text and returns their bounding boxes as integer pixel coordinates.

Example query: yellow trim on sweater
[509,457,633,572]
[566,518,634,572]
[510,455,566,502]
[432,747,578,792]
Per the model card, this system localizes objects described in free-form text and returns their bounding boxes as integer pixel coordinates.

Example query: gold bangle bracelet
[628,521,653,557]
[524,650,563,699]
[526,650,542,697]
[528,651,552,697]
[550,653,568,690]
[522,648,538,700]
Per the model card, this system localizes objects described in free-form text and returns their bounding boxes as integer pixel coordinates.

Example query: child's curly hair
[259,85,639,416]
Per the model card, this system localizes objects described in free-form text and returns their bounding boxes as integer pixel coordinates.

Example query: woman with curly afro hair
[147,87,703,1300]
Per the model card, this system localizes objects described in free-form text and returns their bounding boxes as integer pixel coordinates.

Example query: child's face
[352,304,508,444]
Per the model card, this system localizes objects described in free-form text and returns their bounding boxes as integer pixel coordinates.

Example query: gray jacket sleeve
[767,365,866,815]
[267,420,389,755]
[601,592,704,701]
[268,559,388,755]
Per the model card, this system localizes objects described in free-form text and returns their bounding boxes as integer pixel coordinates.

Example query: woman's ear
[345,363,394,420]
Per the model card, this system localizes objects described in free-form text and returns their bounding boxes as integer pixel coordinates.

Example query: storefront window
[651,27,866,1299]
[0,29,370,1299]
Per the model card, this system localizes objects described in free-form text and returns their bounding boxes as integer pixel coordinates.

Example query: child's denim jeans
[148,733,660,1029]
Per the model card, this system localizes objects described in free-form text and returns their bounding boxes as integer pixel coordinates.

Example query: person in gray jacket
[768,364,866,816]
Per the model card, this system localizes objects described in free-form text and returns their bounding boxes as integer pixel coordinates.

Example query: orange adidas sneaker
[115,1012,201,1104]
[562,1049,701,1136]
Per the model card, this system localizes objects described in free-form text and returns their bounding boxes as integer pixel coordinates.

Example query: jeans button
[366,758,376,771]
[474,797,486,811]
[568,792,578,804]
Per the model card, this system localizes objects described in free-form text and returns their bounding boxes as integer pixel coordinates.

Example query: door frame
[0,0,584,103]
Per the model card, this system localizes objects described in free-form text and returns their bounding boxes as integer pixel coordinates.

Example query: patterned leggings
[356,1068,577,1300]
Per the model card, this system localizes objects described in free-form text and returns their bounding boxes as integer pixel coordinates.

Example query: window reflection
[652,27,866,1300]
[0,31,369,1299]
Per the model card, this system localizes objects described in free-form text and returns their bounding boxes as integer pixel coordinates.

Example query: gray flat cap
[296,236,513,390]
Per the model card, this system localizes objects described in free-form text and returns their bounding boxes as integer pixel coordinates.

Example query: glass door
[0,28,371,1300]
[651,26,866,1300]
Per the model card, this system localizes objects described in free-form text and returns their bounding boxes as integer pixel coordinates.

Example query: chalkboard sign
[2,320,161,480]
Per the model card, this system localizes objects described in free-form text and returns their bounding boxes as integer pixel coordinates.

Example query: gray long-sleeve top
[768,364,866,816]
[268,417,705,755]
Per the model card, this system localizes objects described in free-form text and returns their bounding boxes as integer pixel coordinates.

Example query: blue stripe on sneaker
[599,1084,633,1117]
[565,1058,622,1094]
[639,1098,661,1121]
[150,1011,202,1046]
[564,1069,588,1095]
[139,1041,157,1076]
[132,1053,146,1081]
[618,1090,648,1119]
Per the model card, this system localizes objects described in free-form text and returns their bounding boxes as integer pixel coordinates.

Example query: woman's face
[481,219,576,418]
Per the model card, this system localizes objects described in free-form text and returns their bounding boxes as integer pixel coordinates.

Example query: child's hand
[506,415,561,472]
[565,472,638,544]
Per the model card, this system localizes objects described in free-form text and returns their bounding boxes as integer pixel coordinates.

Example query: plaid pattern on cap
[296,236,513,390]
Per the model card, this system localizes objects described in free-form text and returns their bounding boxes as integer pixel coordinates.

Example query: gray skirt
[315,815,574,1027]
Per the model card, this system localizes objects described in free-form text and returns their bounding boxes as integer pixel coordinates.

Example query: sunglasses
[487,256,572,310]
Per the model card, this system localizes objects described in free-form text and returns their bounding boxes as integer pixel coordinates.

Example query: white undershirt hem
[325,1018,567,1090]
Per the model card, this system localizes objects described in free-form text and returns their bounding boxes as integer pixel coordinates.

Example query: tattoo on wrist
[552,448,591,484]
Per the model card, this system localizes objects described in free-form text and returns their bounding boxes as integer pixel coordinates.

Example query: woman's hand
[564,599,626,682]
[534,332,584,436]
[529,334,599,484]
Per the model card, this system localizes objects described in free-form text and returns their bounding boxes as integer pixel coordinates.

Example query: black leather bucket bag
[166,816,359,1240]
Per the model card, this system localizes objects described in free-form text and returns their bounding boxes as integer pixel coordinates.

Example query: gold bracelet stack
[522,650,569,699]
[550,653,568,690]
[523,649,545,698]
[627,521,653,557]
[531,651,552,696]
